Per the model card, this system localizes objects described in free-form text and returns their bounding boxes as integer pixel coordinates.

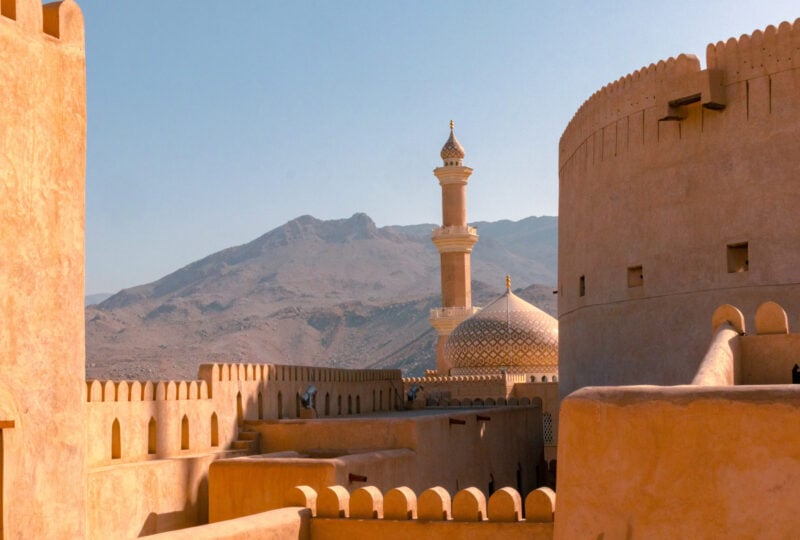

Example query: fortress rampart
[558,19,800,396]
[0,2,87,537]
[85,363,403,538]
[555,303,800,539]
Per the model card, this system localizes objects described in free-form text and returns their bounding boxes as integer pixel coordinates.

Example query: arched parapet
[102,380,116,402]
[418,486,451,521]
[384,486,417,520]
[198,380,209,399]
[452,487,486,522]
[165,381,178,400]
[712,304,745,335]
[560,52,701,168]
[42,0,84,43]
[317,485,350,518]
[519,397,531,406]
[142,381,155,401]
[525,487,556,522]
[285,485,317,516]
[87,380,102,402]
[187,381,199,400]
[350,486,383,519]
[706,19,800,84]
[8,0,42,33]
[488,487,522,522]
[755,301,789,335]
[115,381,130,402]
[129,381,142,402]
[155,382,167,401]
[177,381,188,400]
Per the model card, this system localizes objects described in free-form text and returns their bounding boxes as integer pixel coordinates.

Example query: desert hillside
[86,213,557,380]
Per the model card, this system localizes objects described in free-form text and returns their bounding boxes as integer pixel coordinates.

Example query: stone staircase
[231,420,261,453]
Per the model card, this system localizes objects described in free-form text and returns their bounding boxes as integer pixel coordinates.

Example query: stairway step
[232,440,253,450]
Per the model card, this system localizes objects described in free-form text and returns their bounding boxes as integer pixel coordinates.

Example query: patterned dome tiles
[440,129,466,160]
[443,290,558,370]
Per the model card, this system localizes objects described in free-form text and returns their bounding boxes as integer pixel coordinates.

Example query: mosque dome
[440,120,466,161]
[443,281,558,373]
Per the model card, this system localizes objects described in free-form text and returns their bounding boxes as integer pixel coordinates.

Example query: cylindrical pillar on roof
[429,121,479,374]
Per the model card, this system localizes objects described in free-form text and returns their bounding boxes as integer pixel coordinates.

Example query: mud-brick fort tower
[557,25,800,397]
[429,122,480,374]
[0,0,87,536]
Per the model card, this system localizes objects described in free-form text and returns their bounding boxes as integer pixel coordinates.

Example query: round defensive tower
[557,22,800,397]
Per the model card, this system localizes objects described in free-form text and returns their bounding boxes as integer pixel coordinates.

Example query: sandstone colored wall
[0,2,87,537]
[141,507,311,540]
[557,20,800,397]
[211,407,542,521]
[84,364,401,537]
[555,385,800,539]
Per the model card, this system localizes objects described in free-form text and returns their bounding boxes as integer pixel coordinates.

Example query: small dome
[443,287,558,371]
[440,121,465,161]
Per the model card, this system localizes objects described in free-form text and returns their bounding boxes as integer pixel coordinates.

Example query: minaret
[429,121,479,374]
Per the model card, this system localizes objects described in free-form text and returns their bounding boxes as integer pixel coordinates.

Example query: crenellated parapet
[706,21,800,85]
[0,0,84,43]
[559,18,800,172]
[695,302,800,386]
[286,483,555,529]
[85,379,210,402]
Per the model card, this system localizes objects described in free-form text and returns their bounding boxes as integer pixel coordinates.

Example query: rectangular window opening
[579,275,586,297]
[627,265,644,288]
[727,242,749,273]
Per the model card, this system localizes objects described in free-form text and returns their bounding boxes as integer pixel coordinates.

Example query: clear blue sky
[81,1,799,294]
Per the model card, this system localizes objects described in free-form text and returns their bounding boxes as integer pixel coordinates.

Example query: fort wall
[555,385,800,539]
[84,363,403,536]
[558,19,800,396]
[210,406,542,522]
[0,2,88,537]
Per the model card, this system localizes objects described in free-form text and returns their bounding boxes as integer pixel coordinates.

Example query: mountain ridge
[86,213,557,380]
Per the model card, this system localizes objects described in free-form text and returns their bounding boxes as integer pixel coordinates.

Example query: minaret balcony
[429,306,481,334]
[431,226,478,253]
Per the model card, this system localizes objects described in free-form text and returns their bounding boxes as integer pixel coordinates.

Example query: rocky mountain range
[85,213,557,380]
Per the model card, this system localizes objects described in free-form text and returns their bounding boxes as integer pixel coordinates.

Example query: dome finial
[506,275,511,291]
[440,120,466,162]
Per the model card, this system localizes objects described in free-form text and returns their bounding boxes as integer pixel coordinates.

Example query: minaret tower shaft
[429,121,479,374]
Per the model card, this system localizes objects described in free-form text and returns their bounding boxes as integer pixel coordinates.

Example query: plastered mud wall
[0,1,87,537]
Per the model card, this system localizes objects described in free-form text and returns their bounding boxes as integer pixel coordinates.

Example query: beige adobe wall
[140,507,311,540]
[214,407,541,520]
[555,385,800,539]
[0,1,87,537]
[83,363,403,536]
[512,383,560,462]
[557,20,800,397]
[209,450,416,522]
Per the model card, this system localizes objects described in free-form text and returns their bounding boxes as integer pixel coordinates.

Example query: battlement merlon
[559,18,800,168]
[0,0,84,44]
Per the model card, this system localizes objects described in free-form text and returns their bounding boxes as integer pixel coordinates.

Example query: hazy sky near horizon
[82,1,799,294]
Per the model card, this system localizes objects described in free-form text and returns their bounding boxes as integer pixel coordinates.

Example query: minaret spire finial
[450,119,454,131]
[506,275,511,291]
